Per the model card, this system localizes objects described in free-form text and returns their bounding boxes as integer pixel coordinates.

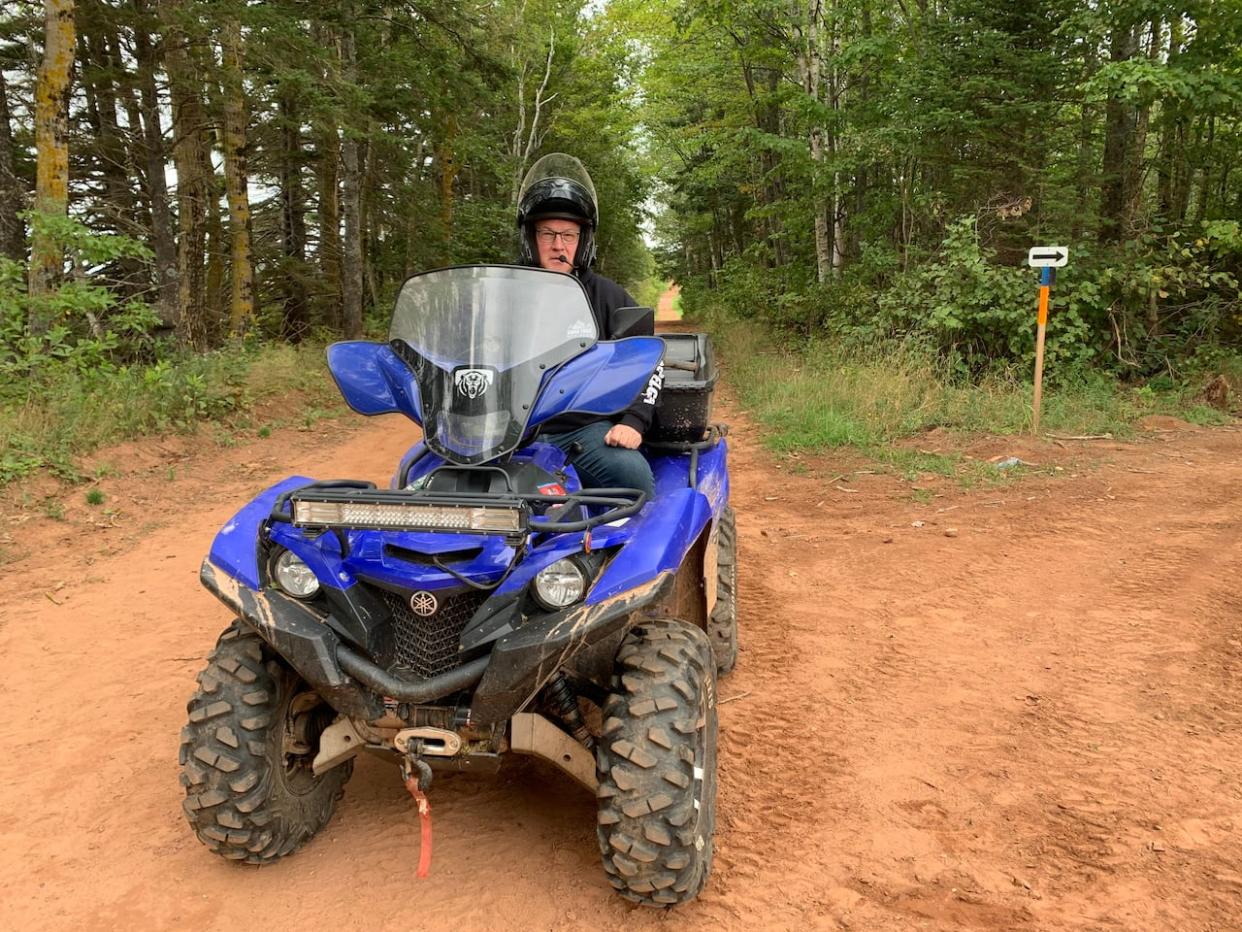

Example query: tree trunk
[827,0,844,275]
[1192,115,1214,223]
[1099,23,1139,244]
[204,164,225,333]
[338,26,363,339]
[803,0,831,284]
[132,0,178,329]
[0,69,25,262]
[361,135,381,310]
[279,89,309,340]
[1073,43,1097,240]
[509,28,556,204]
[161,0,212,347]
[316,124,343,331]
[29,0,76,304]
[78,14,137,235]
[219,16,254,336]
[1122,20,1161,232]
[437,112,459,262]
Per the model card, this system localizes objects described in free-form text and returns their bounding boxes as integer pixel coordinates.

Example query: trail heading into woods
[1,333,1239,930]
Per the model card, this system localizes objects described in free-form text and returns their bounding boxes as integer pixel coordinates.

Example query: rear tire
[707,505,739,675]
[179,621,352,863]
[595,620,718,906]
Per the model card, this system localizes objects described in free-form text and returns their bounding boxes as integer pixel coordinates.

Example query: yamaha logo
[454,367,494,399]
[409,591,439,616]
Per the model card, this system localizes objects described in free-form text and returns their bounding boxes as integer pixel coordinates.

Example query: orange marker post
[1027,246,1067,434]
[1032,267,1052,434]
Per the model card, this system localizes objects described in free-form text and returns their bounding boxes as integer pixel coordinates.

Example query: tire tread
[595,620,718,907]
[179,621,351,865]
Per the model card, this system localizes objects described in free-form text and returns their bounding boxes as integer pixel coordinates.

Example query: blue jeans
[541,421,655,498]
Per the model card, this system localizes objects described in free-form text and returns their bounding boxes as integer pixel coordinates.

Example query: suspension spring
[545,673,594,748]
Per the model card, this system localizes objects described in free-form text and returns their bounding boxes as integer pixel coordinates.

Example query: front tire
[179,621,352,863]
[595,620,718,906]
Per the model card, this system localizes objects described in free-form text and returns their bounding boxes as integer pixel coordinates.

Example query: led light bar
[293,500,523,532]
[290,491,526,534]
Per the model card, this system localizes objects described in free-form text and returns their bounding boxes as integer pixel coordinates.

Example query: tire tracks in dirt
[0,368,1240,930]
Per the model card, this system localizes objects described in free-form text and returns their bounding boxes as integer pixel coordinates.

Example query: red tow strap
[403,773,433,878]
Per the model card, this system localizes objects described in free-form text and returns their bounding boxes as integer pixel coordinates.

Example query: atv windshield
[389,265,598,464]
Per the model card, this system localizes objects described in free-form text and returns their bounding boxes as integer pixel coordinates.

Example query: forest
[0,0,1239,480]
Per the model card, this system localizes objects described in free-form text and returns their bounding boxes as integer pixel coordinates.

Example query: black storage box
[649,333,718,442]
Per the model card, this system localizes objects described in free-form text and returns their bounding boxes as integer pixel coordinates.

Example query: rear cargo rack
[650,332,718,442]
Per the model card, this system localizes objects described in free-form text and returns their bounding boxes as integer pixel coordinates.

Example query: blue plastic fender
[527,337,664,429]
[208,475,314,591]
[327,342,423,422]
[329,338,663,443]
[649,439,729,515]
[587,486,714,604]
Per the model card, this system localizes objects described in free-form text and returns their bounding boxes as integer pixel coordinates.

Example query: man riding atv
[179,155,737,909]
[517,154,663,499]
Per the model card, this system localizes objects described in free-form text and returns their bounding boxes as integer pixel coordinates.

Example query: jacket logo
[643,363,664,406]
[454,368,494,399]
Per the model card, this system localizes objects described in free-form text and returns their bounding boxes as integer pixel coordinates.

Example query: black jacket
[538,267,664,436]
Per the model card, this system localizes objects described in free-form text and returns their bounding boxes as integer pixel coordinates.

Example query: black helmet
[516,153,598,270]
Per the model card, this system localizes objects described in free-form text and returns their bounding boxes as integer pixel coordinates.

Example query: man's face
[534,219,581,272]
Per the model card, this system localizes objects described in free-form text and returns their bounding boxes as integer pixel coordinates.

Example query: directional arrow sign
[1028,245,1068,268]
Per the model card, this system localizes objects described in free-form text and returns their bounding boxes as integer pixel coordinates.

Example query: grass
[0,341,346,486]
[712,319,1236,458]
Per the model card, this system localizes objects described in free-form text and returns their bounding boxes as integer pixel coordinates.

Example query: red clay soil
[1,352,1240,930]
[656,284,681,321]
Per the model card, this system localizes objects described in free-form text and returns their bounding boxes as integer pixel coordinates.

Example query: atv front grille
[382,589,489,679]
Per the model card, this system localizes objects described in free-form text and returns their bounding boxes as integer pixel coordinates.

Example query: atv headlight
[272,549,320,599]
[532,558,587,610]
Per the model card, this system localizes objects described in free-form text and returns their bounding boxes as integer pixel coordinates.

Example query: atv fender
[588,487,714,603]
[199,558,382,721]
[469,574,674,725]
[208,475,314,590]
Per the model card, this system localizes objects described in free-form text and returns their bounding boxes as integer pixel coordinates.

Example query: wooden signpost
[1027,246,1068,434]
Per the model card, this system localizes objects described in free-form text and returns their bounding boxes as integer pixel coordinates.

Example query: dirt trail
[2,345,1241,930]
[656,284,681,321]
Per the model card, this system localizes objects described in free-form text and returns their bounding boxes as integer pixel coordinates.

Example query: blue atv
[180,265,737,906]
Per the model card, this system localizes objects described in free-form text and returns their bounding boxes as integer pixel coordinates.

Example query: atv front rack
[268,478,646,541]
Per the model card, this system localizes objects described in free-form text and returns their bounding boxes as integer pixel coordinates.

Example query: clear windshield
[389,266,598,464]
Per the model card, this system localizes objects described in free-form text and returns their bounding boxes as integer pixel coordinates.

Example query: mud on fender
[468,573,674,725]
[199,558,381,720]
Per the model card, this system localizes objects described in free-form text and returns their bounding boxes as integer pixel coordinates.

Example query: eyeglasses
[535,229,580,246]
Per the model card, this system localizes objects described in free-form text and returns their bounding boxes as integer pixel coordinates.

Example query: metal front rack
[269,479,646,539]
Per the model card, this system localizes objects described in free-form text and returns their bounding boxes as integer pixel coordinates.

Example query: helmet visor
[518,153,597,214]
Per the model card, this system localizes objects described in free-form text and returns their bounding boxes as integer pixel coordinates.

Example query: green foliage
[0,214,161,384]
[632,0,1242,381]
[713,317,1236,459]
[0,340,343,487]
